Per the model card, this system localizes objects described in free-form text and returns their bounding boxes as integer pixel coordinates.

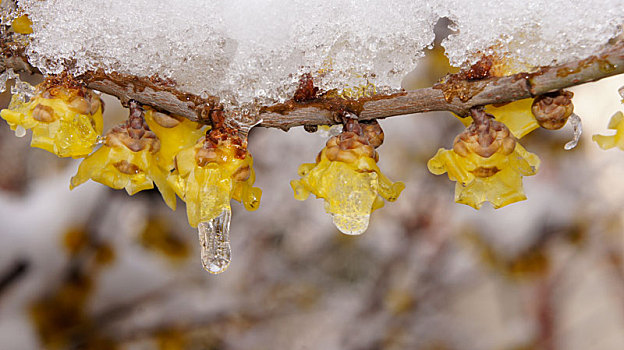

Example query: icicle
[619,85,624,101]
[14,125,26,137]
[564,113,582,150]
[332,213,370,236]
[197,208,232,274]
[7,71,36,104]
[0,69,18,94]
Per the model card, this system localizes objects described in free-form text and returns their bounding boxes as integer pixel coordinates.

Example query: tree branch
[2,29,623,130]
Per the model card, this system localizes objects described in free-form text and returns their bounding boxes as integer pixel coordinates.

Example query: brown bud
[88,92,102,115]
[326,136,339,148]
[195,146,218,167]
[232,165,251,182]
[67,96,91,114]
[324,146,340,162]
[105,127,159,153]
[151,111,182,128]
[532,91,574,130]
[335,149,358,163]
[452,137,470,157]
[304,124,318,133]
[127,127,146,140]
[113,160,141,175]
[361,121,384,148]
[471,166,500,178]
[454,117,517,158]
[32,104,56,123]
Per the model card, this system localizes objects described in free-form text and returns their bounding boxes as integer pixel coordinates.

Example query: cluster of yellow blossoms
[70,101,176,207]
[428,90,575,210]
[1,76,103,158]
[7,67,623,273]
[291,119,404,235]
[428,108,540,209]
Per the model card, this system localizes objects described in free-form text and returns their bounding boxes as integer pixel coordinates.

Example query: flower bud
[531,91,574,130]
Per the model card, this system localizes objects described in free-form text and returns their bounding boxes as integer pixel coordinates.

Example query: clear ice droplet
[332,213,370,236]
[14,125,26,138]
[564,113,582,150]
[197,208,232,274]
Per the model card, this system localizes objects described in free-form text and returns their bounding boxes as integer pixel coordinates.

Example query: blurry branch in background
[2,30,624,130]
[0,259,29,298]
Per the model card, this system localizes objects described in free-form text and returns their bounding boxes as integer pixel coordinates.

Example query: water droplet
[14,125,26,138]
[332,213,370,235]
[0,69,18,94]
[197,208,232,274]
[564,113,582,150]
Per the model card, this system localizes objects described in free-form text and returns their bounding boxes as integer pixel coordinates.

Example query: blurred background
[1,47,624,350]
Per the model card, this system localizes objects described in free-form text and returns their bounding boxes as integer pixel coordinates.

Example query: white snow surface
[14,1,624,107]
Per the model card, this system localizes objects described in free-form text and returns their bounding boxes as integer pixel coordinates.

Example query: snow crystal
[14,0,624,108]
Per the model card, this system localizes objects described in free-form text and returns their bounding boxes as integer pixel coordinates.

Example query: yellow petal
[593,111,624,150]
[485,99,539,138]
[1,90,103,158]
[12,15,33,34]
[428,140,539,209]
[292,145,403,235]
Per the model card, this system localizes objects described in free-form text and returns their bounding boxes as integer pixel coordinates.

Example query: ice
[197,208,232,274]
[332,213,370,236]
[438,1,623,69]
[0,0,19,26]
[14,125,26,137]
[1,68,36,103]
[564,113,583,150]
[0,68,18,94]
[13,1,624,108]
[316,125,344,139]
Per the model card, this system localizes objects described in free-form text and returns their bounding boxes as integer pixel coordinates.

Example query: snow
[13,0,624,108]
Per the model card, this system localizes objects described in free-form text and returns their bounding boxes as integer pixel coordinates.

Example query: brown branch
[2,29,624,130]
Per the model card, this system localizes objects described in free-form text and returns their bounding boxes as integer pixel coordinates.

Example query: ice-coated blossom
[593,111,624,150]
[428,109,540,209]
[70,102,175,209]
[168,128,262,228]
[1,77,103,158]
[291,120,404,235]
[143,108,206,172]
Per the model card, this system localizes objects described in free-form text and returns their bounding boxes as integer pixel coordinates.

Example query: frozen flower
[144,108,206,172]
[428,109,540,209]
[70,101,175,208]
[291,120,404,235]
[168,127,261,228]
[1,77,103,158]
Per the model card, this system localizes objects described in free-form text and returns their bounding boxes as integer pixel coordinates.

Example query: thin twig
[2,30,624,130]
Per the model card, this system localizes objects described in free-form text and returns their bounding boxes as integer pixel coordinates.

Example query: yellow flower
[168,129,262,228]
[484,99,539,138]
[592,111,624,150]
[458,92,574,140]
[428,111,540,209]
[291,121,404,235]
[70,102,175,209]
[1,80,103,158]
[144,109,206,172]
[11,15,33,34]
